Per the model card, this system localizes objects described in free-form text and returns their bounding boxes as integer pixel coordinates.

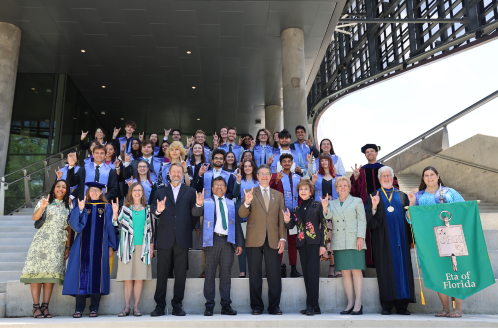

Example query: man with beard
[268,129,307,176]
[193,149,235,199]
[218,127,242,160]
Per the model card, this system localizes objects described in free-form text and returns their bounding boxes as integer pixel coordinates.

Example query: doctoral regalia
[366,189,415,304]
[63,202,116,297]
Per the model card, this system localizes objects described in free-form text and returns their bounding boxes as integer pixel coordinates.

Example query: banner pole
[408,208,425,305]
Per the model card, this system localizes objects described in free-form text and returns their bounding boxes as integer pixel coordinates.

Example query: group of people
[19,120,467,319]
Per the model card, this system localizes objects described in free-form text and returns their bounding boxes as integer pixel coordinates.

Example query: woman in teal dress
[20,180,72,318]
[408,166,465,318]
[113,182,155,317]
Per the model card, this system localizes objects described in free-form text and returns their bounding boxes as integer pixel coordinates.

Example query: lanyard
[381,187,393,205]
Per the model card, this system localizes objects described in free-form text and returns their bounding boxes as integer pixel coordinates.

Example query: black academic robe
[366,190,416,304]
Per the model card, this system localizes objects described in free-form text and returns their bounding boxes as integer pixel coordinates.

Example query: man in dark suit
[150,162,202,317]
[238,164,286,315]
[193,176,243,316]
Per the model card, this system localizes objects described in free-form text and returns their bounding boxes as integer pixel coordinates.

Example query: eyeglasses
[258,173,271,177]
[213,157,224,160]
[213,184,226,188]
[380,175,392,179]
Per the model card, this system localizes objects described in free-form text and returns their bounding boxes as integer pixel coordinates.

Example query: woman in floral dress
[20,180,72,318]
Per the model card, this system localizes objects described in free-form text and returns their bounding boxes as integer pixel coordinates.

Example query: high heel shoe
[340,304,354,315]
[351,305,363,315]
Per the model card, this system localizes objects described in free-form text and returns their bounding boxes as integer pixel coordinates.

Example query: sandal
[41,303,52,318]
[72,311,82,318]
[89,310,99,317]
[32,303,44,319]
[328,265,336,278]
[448,309,462,318]
[435,309,450,317]
[133,307,142,316]
[118,307,130,317]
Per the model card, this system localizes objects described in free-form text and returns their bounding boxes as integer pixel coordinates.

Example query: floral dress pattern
[20,199,71,285]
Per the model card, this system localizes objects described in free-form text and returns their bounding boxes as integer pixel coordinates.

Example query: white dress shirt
[212,167,223,178]
[214,196,229,235]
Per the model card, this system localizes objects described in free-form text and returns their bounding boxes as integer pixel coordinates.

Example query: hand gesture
[235,172,242,184]
[181,160,187,172]
[78,199,86,211]
[282,208,291,223]
[319,194,329,209]
[352,164,362,180]
[311,173,318,184]
[307,153,313,164]
[114,159,121,169]
[212,132,218,142]
[156,196,167,213]
[213,139,219,149]
[276,170,284,183]
[124,153,132,163]
[126,179,133,188]
[111,198,119,220]
[81,130,89,141]
[55,167,63,180]
[121,143,126,153]
[196,189,205,206]
[370,191,380,209]
[278,240,285,254]
[356,237,364,251]
[164,128,171,137]
[250,139,256,150]
[305,137,312,147]
[199,163,209,176]
[139,132,144,141]
[40,196,49,209]
[67,152,77,167]
[295,166,302,173]
[238,137,243,146]
[187,136,194,147]
[267,153,275,165]
[113,127,121,138]
[408,188,416,206]
[245,187,254,204]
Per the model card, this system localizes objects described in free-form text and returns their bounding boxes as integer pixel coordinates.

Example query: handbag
[34,209,47,229]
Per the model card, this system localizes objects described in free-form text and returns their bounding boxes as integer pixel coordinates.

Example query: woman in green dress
[20,180,72,318]
[324,176,366,315]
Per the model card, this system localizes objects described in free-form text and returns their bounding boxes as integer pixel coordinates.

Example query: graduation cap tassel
[408,208,425,305]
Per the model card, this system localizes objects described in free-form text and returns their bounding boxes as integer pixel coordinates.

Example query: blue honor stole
[282,173,300,212]
[84,163,111,195]
[119,136,133,154]
[60,165,80,193]
[314,174,338,201]
[203,197,236,247]
[203,170,230,197]
[84,156,93,165]
[271,148,301,173]
[294,141,311,158]
[188,146,210,163]
[254,144,273,166]
[220,143,241,159]
[415,186,449,205]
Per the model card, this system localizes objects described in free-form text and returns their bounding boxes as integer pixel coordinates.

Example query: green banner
[409,201,495,300]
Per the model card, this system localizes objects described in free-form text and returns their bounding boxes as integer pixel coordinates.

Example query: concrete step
[0,263,24,271]
[0,293,5,304]
[0,253,27,262]
[5,278,498,316]
[0,221,34,227]
[19,208,35,213]
[0,232,35,239]
[0,226,34,232]
[11,212,35,216]
[0,271,20,282]
[0,215,33,221]
[0,238,33,246]
[0,245,30,252]
[0,283,5,293]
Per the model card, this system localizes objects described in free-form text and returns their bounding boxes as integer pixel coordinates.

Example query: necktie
[218,197,227,230]
[95,165,100,182]
[262,146,266,164]
[263,188,269,211]
[229,144,233,153]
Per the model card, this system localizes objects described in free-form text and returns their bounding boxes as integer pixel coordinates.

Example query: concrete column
[0,22,21,176]
[265,105,282,133]
[281,28,307,132]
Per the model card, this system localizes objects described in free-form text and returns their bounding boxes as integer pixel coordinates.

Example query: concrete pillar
[265,105,282,133]
[281,28,307,132]
[0,23,21,175]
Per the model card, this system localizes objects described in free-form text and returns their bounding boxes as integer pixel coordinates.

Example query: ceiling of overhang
[1,0,343,135]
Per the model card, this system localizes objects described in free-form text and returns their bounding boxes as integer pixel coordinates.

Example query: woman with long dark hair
[253,128,274,166]
[188,143,206,180]
[21,180,72,318]
[80,128,107,150]
[128,159,157,205]
[408,166,465,318]
[273,131,280,148]
[223,151,238,172]
[148,133,161,155]
[155,141,170,164]
[307,138,346,177]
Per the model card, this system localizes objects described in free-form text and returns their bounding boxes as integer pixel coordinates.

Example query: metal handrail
[378,89,498,163]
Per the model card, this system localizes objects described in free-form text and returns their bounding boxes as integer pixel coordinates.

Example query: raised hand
[81,130,89,141]
[319,194,329,209]
[67,152,77,167]
[125,152,132,163]
[196,189,205,206]
[245,187,254,204]
[408,188,417,206]
[113,127,121,138]
[305,137,312,147]
[213,139,219,149]
[295,166,302,173]
[276,170,284,183]
[139,132,144,141]
[156,196,167,213]
[55,167,63,180]
[114,159,121,169]
[181,160,187,172]
[370,191,380,209]
[311,173,318,183]
[306,153,313,164]
[111,198,119,220]
[282,208,291,223]
[351,164,362,180]
[267,153,275,165]
[250,139,256,150]
[121,143,126,154]
[199,163,209,176]
[235,172,242,184]
[78,199,86,211]
[238,137,243,146]
[126,179,133,188]
[212,132,218,142]
[40,196,49,209]
[164,128,171,137]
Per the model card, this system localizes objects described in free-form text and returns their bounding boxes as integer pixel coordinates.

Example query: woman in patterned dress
[20,180,72,318]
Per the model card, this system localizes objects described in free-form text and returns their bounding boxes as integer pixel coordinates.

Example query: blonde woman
[324,176,366,315]
[157,141,193,187]
[113,182,155,317]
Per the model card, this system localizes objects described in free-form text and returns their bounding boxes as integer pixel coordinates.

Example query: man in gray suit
[193,176,243,316]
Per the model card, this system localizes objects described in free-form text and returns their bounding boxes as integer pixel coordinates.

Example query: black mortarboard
[361,144,380,154]
[85,181,106,189]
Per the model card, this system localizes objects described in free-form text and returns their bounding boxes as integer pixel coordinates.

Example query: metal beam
[338,18,470,23]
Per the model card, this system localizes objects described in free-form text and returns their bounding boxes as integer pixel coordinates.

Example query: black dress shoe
[268,306,282,315]
[381,309,391,315]
[251,309,262,315]
[204,307,213,316]
[172,306,186,316]
[281,264,287,278]
[305,305,314,316]
[221,306,237,315]
[290,268,303,278]
[351,305,363,315]
[313,306,321,314]
[300,308,306,315]
[150,308,165,316]
[397,309,411,315]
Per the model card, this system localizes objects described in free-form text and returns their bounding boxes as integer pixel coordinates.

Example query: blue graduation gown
[63,203,117,297]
